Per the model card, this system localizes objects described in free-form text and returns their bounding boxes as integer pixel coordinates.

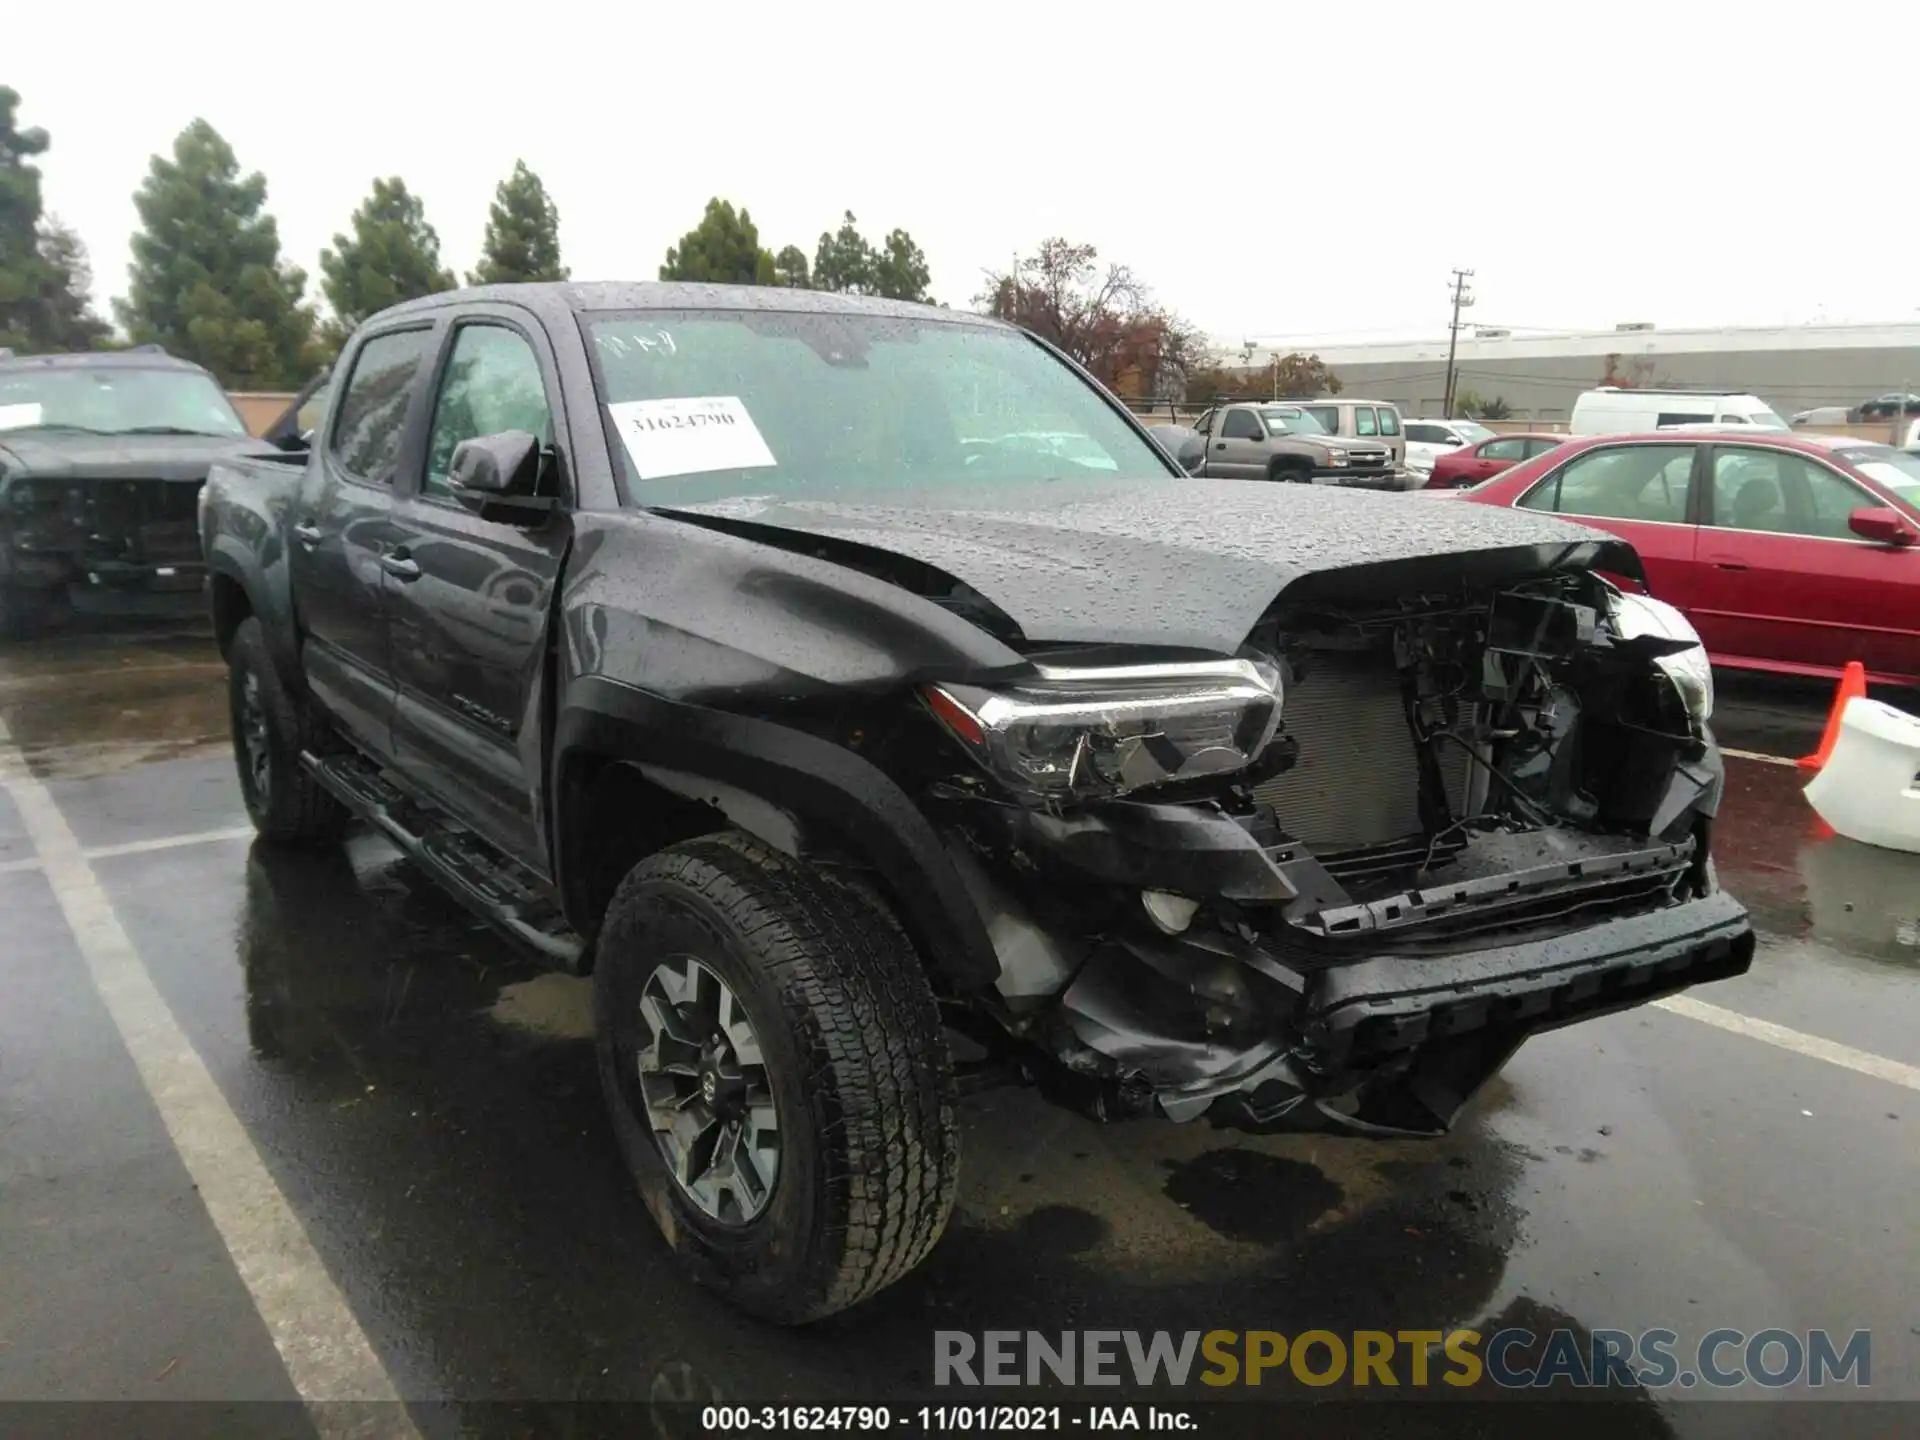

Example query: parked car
[1427,432,1569,489]
[1571,388,1790,435]
[1169,401,1411,488]
[0,346,265,637]
[1462,430,1920,685]
[1790,406,1853,427]
[1856,393,1920,420]
[1403,418,1493,475]
[200,282,1752,1322]
[1292,397,1408,469]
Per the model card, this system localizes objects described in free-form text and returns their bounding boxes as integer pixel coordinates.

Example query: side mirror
[1150,425,1207,475]
[448,430,553,520]
[1848,505,1917,547]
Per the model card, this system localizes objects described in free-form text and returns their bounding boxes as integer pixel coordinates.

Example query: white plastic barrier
[1803,698,1920,854]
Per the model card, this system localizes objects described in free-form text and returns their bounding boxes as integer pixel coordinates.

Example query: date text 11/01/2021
[700,1408,1191,1432]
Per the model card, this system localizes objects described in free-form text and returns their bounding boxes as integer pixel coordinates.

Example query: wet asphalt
[0,623,1916,1438]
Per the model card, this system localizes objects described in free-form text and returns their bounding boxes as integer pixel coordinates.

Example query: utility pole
[1442,267,1475,418]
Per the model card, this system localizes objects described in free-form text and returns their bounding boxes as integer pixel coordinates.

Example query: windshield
[1839,446,1920,514]
[0,365,248,437]
[1260,408,1328,436]
[1455,422,1495,442]
[585,311,1175,504]
[1741,407,1790,431]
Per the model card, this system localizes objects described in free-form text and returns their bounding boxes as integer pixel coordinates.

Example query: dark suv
[0,345,263,636]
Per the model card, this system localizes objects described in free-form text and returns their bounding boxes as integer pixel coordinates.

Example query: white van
[1569,387,1790,435]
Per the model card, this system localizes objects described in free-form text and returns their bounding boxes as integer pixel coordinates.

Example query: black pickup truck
[199,282,1753,1323]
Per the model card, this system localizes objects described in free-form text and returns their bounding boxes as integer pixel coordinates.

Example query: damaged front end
[913,568,1755,1137]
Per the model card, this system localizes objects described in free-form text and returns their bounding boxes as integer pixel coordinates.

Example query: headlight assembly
[923,658,1284,803]
[1609,590,1714,722]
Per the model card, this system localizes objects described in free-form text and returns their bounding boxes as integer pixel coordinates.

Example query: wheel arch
[552,676,1000,993]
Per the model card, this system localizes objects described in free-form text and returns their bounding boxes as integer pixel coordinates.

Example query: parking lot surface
[1,624,1915,1438]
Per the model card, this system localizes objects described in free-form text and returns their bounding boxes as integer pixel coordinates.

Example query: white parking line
[0,718,416,1434]
[1655,994,1920,1093]
[0,824,253,876]
[1720,747,1801,769]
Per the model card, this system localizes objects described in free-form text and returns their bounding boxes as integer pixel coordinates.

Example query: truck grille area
[8,477,205,579]
[1251,650,1468,852]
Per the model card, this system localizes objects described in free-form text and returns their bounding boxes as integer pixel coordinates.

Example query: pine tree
[115,118,317,386]
[34,218,109,349]
[0,87,110,351]
[468,160,567,286]
[318,177,456,342]
[659,198,774,285]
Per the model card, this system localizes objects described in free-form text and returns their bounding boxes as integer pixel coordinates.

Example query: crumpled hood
[657,477,1634,654]
[0,431,269,481]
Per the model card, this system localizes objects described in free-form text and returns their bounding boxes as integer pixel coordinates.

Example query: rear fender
[552,674,1000,991]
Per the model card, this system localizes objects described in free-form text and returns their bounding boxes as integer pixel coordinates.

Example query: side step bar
[300,749,588,974]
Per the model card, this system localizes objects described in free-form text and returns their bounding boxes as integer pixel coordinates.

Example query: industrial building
[1214,321,1920,424]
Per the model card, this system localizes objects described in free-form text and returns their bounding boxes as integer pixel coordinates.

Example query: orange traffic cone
[1798,661,1868,772]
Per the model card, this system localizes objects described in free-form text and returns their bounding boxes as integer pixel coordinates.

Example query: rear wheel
[227,616,349,844]
[595,833,959,1324]
[0,582,67,641]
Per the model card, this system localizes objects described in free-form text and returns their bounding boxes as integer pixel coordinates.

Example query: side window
[1709,449,1871,539]
[1355,406,1379,436]
[1302,405,1341,433]
[1656,411,1712,428]
[1406,423,1444,444]
[1525,438,1564,459]
[423,325,553,499]
[1715,413,1749,424]
[1220,409,1264,441]
[1377,407,1401,436]
[1482,437,1527,461]
[1519,444,1695,522]
[330,329,433,484]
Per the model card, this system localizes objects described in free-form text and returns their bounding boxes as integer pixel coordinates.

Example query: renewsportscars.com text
[934,1328,1871,1390]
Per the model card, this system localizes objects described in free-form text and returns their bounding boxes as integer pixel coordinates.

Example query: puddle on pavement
[1715,756,1920,968]
[0,630,227,779]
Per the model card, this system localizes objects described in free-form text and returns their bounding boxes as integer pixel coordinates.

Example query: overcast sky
[14,0,1915,347]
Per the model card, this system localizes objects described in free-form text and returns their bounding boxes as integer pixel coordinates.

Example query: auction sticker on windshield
[606,396,776,480]
[0,402,44,430]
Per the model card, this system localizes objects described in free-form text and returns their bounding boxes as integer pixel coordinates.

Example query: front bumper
[1314,465,1421,491]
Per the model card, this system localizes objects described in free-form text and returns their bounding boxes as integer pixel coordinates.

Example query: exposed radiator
[1252,650,1470,854]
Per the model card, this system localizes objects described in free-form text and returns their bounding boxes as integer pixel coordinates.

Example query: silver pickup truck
[1159,401,1416,491]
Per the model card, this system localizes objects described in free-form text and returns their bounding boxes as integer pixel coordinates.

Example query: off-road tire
[227,616,350,844]
[595,832,960,1324]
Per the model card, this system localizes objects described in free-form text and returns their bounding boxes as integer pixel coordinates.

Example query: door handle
[1714,562,1749,572]
[380,550,423,582]
[1214,442,1227,450]
[293,521,322,550]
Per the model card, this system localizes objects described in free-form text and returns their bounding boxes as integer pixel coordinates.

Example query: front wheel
[595,833,959,1324]
[227,616,350,844]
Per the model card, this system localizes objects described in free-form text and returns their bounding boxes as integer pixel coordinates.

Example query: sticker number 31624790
[605,396,777,481]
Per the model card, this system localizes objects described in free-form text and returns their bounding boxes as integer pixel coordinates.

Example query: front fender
[553,674,1000,992]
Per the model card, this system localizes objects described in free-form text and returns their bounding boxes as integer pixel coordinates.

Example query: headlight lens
[1609,591,1713,721]
[924,658,1284,803]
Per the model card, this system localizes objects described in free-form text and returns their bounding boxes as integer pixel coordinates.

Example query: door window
[1220,409,1264,441]
[1377,408,1401,436]
[1524,438,1566,458]
[1708,448,1874,539]
[1355,407,1379,436]
[1481,437,1527,461]
[423,325,553,499]
[1656,411,1713,428]
[1519,444,1695,522]
[1406,423,1448,445]
[330,328,433,484]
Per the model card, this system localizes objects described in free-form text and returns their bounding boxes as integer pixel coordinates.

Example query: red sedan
[1460,430,1920,685]
[1427,432,1569,489]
